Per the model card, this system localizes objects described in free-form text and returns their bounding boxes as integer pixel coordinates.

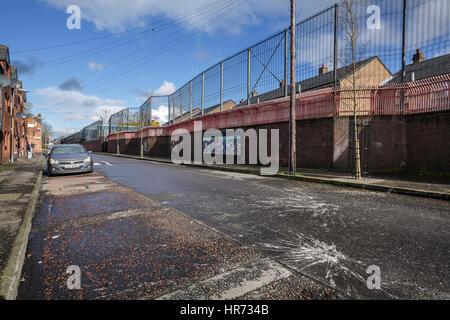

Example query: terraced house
[0,44,31,163]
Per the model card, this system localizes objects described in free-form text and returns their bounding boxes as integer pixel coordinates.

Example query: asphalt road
[87,154,449,299]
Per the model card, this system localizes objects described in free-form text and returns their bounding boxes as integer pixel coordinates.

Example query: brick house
[0,44,29,163]
[25,114,42,153]
[236,56,392,115]
[386,51,450,84]
[1,44,12,163]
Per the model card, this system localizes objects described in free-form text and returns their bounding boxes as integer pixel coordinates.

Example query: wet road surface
[90,154,449,299]
[18,166,337,300]
[18,154,449,299]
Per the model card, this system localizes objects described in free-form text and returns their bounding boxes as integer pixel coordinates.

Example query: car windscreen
[51,146,86,155]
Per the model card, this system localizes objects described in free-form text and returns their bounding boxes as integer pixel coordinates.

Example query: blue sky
[0,0,337,138]
[1,0,448,138]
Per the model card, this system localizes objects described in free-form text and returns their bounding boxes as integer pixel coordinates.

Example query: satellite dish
[10,79,21,89]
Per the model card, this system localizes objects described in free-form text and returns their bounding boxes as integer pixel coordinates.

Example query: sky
[1,0,448,139]
[0,0,337,138]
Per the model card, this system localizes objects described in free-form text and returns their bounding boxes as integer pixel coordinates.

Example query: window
[51,145,87,155]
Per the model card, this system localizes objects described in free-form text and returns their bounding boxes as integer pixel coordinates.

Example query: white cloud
[63,113,85,121]
[135,80,176,101]
[54,128,79,138]
[154,80,176,96]
[153,105,169,123]
[43,0,337,33]
[88,61,104,72]
[35,87,126,124]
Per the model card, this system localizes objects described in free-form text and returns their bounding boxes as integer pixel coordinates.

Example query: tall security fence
[164,0,448,124]
[60,131,82,144]
[61,120,109,144]
[81,120,108,142]
[75,0,449,137]
[109,96,170,134]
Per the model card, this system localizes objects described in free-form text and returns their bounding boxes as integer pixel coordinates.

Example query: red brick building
[25,114,42,153]
[1,44,30,163]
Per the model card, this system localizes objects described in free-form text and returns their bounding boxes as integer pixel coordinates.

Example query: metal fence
[163,0,448,124]
[81,120,109,142]
[109,96,170,134]
[61,131,82,144]
[104,0,448,136]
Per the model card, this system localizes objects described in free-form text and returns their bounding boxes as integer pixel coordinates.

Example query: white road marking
[102,161,113,166]
[157,258,292,300]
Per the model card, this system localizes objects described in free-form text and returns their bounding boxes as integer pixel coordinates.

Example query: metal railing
[96,0,448,137]
[109,96,170,134]
[164,0,449,124]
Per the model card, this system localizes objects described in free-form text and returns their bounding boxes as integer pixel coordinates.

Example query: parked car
[46,144,93,176]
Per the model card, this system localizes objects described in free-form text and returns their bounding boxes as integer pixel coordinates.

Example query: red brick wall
[1,86,12,164]
[82,140,104,152]
[406,111,450,172]
[104,111,450,173]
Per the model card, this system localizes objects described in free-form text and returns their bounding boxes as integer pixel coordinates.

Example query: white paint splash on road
[263,233,366,288]
[251,186,342,228]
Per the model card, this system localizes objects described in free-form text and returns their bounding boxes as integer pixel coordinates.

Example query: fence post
[168,95,171,125]
[202,72,205,115]
[220,61,224,111]
[248,49,251,104]
[172,95,176,124]
[401,0,407,84]
[180,88,183,122]
[127,108,130,132]
[400,0,407,114]
[334,3,338,90]
[140,102,144,158]
[190,81,193,119]
[149,97,152,126]
[284,30,289,98]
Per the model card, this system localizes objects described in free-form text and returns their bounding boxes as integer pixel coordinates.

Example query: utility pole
[289,0,296,175]
[140,102,144,158]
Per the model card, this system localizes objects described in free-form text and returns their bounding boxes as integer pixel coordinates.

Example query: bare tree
[41,121,54,149]
[340,0,364,180]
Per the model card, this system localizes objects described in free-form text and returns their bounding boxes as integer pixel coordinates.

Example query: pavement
[0,155,43,300]
[17,153,447,300]
[93,152,450,200]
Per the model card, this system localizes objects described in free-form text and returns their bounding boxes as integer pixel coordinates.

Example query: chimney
[319,64,328,75]
[251,90,258,97]
[412,49,425,64]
